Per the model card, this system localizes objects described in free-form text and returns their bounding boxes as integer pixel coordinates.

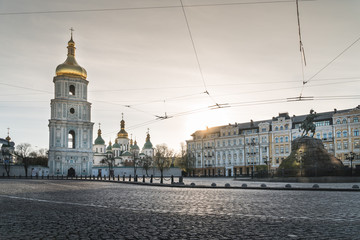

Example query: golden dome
[117,119,128,138]
[55,35,87,79]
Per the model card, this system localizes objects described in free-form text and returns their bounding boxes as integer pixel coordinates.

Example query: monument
[279,110,344,177]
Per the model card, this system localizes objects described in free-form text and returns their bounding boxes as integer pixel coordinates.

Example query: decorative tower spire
[5,127,11,141]
[117,113,128,138]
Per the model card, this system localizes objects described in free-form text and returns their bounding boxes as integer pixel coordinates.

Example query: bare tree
[140,155,152,176]
[176,142,195,176]
[15,143,32,177]
[100,156,115,177]
[154,144,174,183]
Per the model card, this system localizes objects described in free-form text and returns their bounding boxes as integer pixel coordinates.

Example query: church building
[93,118,154,167]
[48,33,94,176]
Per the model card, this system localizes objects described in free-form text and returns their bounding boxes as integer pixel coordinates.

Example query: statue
[300,109,317,137]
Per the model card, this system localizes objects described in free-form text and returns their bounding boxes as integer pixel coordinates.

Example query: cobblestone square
[0,180,359,239]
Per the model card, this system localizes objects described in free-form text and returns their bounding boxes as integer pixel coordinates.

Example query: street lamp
[345,152,355,176]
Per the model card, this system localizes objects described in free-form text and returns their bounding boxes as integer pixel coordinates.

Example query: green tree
[100,155,115,177]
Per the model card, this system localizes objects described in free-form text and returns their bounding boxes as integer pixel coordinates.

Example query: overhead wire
[0,1,316,16]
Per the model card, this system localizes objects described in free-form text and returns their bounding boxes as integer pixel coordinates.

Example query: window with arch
[285,125,289,130]
[354,117,359,123]
[323,133,327,139]
[342,119,347,124]
[280,137,283,143]
[336,119,341,124]
[336,131,341,138]
[329,132,333,139]
[285,136,289,142]
[316,133,321,139]
[68,130,75,149]
[280,126,283,131]
[275,126,279,131]
[275,137,279,143]
[343,131,348,137]
[69,85,75,95]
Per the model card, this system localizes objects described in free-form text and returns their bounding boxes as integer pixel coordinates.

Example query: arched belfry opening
[68,130,75,149]
[69,85,75,95]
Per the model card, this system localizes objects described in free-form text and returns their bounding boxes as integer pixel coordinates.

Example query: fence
[0,173,184,185]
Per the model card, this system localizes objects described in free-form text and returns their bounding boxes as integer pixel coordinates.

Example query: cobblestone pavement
[182,177,360,189]
[0,180,359,239]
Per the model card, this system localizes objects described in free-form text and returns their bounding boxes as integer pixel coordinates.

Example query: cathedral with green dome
[92,117,154,168]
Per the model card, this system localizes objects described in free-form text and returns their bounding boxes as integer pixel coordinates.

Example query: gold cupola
[55,32,87,79]
[117,118,128,138]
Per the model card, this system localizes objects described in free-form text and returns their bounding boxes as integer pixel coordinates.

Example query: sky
[0,0,359,152]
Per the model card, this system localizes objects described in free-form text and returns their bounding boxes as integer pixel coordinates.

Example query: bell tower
[48,30,94,176]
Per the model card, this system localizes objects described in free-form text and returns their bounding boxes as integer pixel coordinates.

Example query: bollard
[241,183,248,188]
[285,184,292,188]
[113,175,115,181]
[143,175,145,183]
[135,175,138,182]
[118,175,120,181]
[129,175,132,182]
[36,174,39,179]
[150,175,153,183]
[171,175,174,184]
[123,174,125,181]
[42,175,44,179]
[80,175,82,180]
[312,184,320,188]
[31,175,33,179]
[62,175,64,179]
[179,176,183,183]
[76,175,78,180]
[225,183,230,188]
[211,183,216,187]
[47,175,49,180]
[19,175,21,179]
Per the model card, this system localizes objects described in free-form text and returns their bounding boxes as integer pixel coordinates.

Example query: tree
[175,142,195,176]
[140,155,152,176]
[154,144,174,183]
[15,143,32,177]
[100,156,115,177]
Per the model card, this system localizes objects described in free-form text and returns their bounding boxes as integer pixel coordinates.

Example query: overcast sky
[1,0,359,152]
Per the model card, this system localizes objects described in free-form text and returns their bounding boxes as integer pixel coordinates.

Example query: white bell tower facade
[48,32,94,176]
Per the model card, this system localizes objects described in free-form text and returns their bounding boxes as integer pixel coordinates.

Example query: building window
[275,126,279,131]
[68,130,75,149]
[280,137,283,143]
[323,133,327,140]
[233,139,236,145]
[69,85,75,95]
[337,142,341,150]
[70,108,75,114]
[329,132,333,139]
[336,119,341,124]
[280,126,283,131]
[354,117,359,123]
[275,147,279,154]
[285,136,289,142]
[275,137,278,143]
[354,141,360,149]
[285,125,289,130]
[316,133,321,139]
[336,131,341,138]
[285,145,289,153]
[343,141,348,150]
[342,119,347,124]
[262,128,266,132]
[354,129,359,136]
[343,131,348,137]
[280,146,284,154]
[276,158,279,164]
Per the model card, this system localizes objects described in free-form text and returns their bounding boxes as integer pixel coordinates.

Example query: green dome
[94,129,105,145]
[131,140,140,150]
[122,151,132,157]
[143,133,153,149]
[113,142,120,149]
[143,141,153,149]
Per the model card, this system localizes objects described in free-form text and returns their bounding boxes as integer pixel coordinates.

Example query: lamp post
[345,152,355,176]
